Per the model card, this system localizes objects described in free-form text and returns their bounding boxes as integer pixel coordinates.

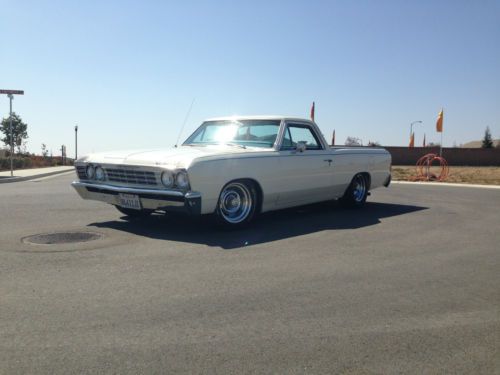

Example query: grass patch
[392,166,500,185]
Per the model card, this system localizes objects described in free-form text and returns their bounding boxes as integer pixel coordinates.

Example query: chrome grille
[76,166,86,179]
[104,168,157,186]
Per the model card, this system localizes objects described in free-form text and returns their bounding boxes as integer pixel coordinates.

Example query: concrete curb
[0,168,74,184]
[392,180,500,190]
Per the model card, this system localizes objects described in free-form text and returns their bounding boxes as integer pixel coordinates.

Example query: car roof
[204,115,314,123]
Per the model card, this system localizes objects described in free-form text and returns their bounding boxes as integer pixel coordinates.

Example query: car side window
[282,127,294,148]
[281,124,322,150]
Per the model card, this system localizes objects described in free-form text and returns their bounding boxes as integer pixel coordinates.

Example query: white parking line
[392,180,500,190]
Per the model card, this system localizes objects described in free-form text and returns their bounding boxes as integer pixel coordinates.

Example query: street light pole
[75,125,78,160]
[410,120,423,140]
[8,94,14,177]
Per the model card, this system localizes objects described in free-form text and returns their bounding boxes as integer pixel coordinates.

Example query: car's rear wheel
[215,180,258,227]
[115,206,153,218]
[340,173,368,208]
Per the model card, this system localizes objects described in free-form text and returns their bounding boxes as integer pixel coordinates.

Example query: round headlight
[175,171,189,189]
[86,165,95,179]
[95,166,105,181]
[161,171,174,188]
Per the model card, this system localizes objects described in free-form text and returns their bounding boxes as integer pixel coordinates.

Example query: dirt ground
[392,165,500,185]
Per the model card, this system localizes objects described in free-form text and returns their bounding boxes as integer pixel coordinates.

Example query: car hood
[79,145,256,169]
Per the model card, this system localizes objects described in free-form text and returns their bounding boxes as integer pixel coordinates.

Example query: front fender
[188,156,280,214]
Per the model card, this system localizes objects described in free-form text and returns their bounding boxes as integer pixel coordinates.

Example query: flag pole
[440,131,443,157]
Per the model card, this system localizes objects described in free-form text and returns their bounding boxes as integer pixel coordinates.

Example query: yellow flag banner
[436,109,443,133]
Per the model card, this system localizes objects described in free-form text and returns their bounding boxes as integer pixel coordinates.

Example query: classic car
[72,116,391,226]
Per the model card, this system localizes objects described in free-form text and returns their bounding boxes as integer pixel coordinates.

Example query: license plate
[118,193,142,210]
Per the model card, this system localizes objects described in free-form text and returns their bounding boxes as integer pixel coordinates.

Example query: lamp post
[410,120,422,140]
[8,94,14,176]
[75,125,78,161]
[0,89,24,176]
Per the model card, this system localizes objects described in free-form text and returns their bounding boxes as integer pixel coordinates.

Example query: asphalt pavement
[0,174,499,374]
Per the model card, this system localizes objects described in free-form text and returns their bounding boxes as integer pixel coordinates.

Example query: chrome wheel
[340,173,369,208]
[218,182,254,224]
[352,174,367,203]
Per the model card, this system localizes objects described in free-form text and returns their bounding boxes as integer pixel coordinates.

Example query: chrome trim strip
[71,181,185,197]
[185,191,201,199]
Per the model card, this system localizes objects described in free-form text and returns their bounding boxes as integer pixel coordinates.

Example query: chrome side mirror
[296,141,307,153]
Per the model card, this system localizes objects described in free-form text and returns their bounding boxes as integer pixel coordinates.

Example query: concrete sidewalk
[0,166,74,183]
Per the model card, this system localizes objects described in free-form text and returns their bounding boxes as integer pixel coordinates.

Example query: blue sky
[1,0,499,156]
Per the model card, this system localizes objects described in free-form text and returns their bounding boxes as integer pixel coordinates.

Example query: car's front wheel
[215,180,258,227]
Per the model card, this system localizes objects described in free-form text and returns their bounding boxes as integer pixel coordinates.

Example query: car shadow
[89,201,428,250]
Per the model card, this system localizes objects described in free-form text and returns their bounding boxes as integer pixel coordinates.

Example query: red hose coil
[411,153,449,182]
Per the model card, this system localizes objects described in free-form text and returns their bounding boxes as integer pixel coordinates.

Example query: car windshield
[183,120,281,148]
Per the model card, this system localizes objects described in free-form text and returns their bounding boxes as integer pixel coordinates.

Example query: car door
[276,122,334,207]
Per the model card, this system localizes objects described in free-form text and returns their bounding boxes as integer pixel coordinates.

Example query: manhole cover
[22,231,103,245]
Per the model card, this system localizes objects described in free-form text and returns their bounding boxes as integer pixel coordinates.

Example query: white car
[72,116,391,227]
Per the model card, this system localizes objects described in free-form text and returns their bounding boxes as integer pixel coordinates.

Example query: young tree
[41,143,49,158]
[1,113,29,153]
[345,136,362,146]
[482,126,493,148]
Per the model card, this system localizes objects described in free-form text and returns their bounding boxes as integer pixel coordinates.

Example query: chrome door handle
[324,159,333,166]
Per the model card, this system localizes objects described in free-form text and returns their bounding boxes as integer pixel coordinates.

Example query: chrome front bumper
[71,181,202,215]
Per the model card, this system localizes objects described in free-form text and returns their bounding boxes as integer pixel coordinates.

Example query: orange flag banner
[310,101,315,122]
[436,109,443,132]
[409,132,415,148]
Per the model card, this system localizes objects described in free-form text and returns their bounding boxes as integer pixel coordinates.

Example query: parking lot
[1,173,499,374]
